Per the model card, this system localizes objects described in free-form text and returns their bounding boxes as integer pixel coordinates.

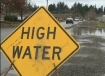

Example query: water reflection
[68,27,105,37]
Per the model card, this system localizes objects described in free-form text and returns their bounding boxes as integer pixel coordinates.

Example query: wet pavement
[1,70,17,76]
[1,21,105,76]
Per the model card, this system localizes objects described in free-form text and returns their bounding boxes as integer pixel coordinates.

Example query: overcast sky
[30,0,105,8]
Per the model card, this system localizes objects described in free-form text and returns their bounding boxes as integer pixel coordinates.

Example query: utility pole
[46,0,48,9]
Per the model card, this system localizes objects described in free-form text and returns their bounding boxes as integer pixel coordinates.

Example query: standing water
[68,27,105,37]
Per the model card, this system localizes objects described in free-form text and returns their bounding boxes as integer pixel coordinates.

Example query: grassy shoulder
[89,20,105,28]
[1,21,22,24]
[1,21,22,28]
[96,21,105,28]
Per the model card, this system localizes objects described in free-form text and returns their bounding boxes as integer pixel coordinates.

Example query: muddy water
[68,27,105,37]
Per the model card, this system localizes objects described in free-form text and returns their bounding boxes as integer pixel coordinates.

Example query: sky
[30,0,105,8]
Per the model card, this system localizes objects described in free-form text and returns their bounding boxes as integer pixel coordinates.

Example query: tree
[32,4,38,12]
[48,4,56,13]
[64,4,70,14]
[94,5,98,14]
[56,2,69,14]
[0,2,3,14]
[97,6,104,16]
[48,2,103,18]
[2,0,10,15]
[24,2,38,13]
[71,2,85,17]
[48,2,70,14]
[57,2,64,14]
[88,8,97,20]
[2,0,25,20]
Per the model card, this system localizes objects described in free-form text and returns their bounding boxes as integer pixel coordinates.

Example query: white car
[66,18,74,24]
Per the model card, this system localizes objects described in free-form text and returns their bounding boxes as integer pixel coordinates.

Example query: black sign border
[1,6,80,76]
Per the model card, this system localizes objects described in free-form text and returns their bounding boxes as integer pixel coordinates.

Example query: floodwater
[68,27,105,37]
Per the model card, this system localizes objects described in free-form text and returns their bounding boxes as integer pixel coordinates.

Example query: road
[1,28,17,75]
[60,21,79,27]
[1,21,105,76]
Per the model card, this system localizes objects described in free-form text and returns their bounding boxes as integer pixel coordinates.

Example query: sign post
[1,6,80,76]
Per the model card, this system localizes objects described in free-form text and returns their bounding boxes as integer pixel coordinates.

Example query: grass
[89,20,105,28]
[1,21,22,28]
[96,21,105,28]
[1,21,22,24]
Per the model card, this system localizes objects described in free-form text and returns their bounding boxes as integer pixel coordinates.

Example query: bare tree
[2,0,25,20]
[88,8,97,20]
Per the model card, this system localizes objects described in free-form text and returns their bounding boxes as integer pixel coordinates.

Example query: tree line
[1,0,38,20]
[1,0,105,20]
[48,2,105,17]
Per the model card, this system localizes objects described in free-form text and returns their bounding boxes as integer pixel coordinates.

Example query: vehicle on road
[74,17,79,21]
[66,18,74,24]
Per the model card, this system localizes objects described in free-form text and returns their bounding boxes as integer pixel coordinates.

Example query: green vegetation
[96,21,105,28]
[1,1,105,21]
[4,15,18,22]
[89,21,105,28]
[2,21,20,24]
[1,21,21,28]
[48,2,105,17]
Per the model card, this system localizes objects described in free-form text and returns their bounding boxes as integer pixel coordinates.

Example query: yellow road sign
[1,6,80,76]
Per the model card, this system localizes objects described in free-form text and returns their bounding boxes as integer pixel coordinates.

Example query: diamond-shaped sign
[1,7,80,76]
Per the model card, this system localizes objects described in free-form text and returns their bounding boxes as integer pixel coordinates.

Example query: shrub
[4,15,18,22]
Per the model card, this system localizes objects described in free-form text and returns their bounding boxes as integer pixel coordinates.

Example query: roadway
[60,21,79,27]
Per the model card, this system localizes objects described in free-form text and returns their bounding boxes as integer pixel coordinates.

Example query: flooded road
[68,27,105,37]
